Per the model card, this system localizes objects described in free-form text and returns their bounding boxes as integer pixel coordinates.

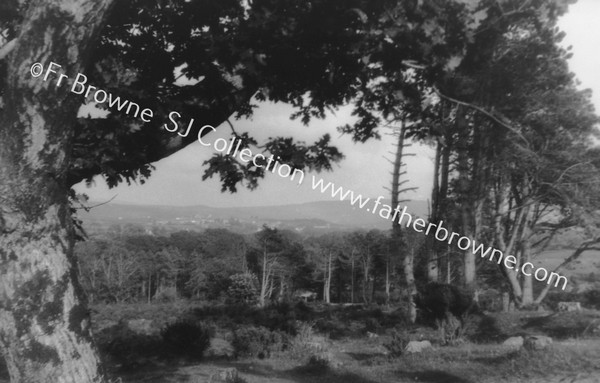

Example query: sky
[73,0,600,208]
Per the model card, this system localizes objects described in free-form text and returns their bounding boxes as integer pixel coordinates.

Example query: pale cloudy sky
[74,1,599,208]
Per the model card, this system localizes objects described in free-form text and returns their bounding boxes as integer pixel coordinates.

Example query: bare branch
[226,118,239,135]
[0,38,17,61]
[401,60,426,70]
[73,195,118,211]
[398,187,418,194]
[434,87,530,147]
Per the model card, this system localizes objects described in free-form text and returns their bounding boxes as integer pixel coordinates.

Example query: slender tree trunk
[350,251,355,304]
[259,249,268,307]
[0,1,114,381]
[446,251,451,284]
[388,121,418,320]
[520,214,534,306]
[278,277,285,302]
[385,256,391,306]
[455,106,477,290]
[362,259,369,304]
[428,129,452,282]
[323,251,332,304]
[403,248,417,323]
[141,280,146,303]
[493,183,525,305]
[336,258,343,302]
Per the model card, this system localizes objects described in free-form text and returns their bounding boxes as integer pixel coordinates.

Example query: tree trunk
[428,129,451,282]
[384,256,391,306]
[0,1,115,381]
[323,251,332,304]
[389,120,417,320]
[455,106,477,290]
[350,251,355,304]
[493,183,526,305]
[403,248,417,323]
[446,251,451,284]
[259,249,268,307]
[520,218,534,306]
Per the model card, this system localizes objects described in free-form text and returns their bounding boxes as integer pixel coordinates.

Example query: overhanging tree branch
[0,38,17,60]
[433,87,530,147]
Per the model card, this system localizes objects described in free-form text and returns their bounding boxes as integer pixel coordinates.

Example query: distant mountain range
[79,199,430,234]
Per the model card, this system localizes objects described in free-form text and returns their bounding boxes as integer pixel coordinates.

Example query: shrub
[314,318,349,340]
[303,354,330,374]
[161,320,211,360]
[295,353,332,375]
[383,329,407,357]
[583,289,600,310]
[226,273,258,305]
[231,325,287,359]
[153,286,179,303]
[287,321,328,360]
[96,323,162,369]
[544,288,600,311]
[364,317,382,333]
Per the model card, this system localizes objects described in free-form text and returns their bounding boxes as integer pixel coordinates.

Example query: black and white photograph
[1,0,599,382]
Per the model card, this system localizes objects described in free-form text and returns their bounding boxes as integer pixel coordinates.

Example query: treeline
[75,225,431,306]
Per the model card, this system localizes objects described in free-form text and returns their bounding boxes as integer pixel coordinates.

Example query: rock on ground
[524,335,553,350]
[405,340,432,353]
[208,368,239,382]
[503,336,524,347]
[126,319,154,335]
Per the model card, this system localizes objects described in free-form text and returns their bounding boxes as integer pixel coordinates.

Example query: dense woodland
[76,226,404,306]
[75,223,599,312]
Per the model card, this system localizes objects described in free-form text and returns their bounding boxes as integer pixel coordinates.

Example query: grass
[390,340,600,382]
[85,302,600,383]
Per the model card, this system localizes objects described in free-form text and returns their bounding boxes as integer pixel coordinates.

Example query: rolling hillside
[78,199,430,234]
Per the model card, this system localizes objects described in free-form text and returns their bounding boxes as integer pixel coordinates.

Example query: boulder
[524,335,553,350]
[126,319,154,335]
[206,337,234,358]
[557,301,582,312]
[405,340,432,353]
[503,336,524,347]
[209,368,239,382]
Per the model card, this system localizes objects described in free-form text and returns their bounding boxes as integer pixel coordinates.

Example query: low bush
[383,329,407,357]
[303,354,330,374]
[314,317,351,339]
[96,323,162,369]
[544,288,600,311]
[524,311,600,339]
[364,317,382,333]
[161,320,212,360]
[231,325,288,359]
[287,321,329,360]
[153,286,179,303]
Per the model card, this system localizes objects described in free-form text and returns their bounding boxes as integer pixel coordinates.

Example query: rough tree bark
[0,1,114,382]
[390,121,417,322]
[428,107,452,283]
